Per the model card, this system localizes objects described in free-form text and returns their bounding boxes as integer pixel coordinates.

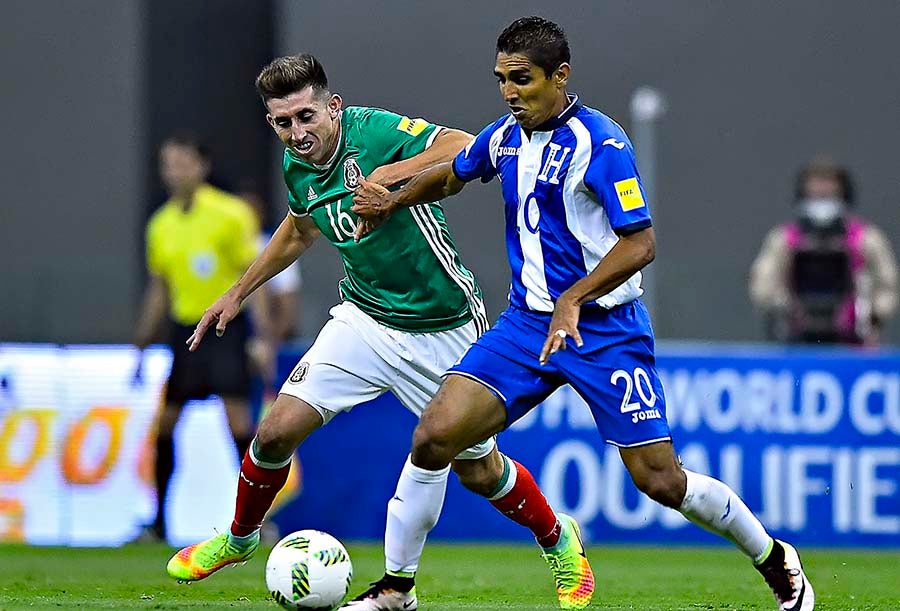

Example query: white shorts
[279,301,495,460]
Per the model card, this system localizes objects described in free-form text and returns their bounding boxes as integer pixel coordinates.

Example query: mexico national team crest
[289,362,309,384]
[343,157,362,190]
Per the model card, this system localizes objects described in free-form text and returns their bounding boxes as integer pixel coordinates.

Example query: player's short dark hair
[496,16,571,77]
[794,156,856,206]
[162,132,210,162]
[255,53,329,103]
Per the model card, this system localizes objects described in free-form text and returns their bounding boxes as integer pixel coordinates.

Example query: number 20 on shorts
[611,368,660,423]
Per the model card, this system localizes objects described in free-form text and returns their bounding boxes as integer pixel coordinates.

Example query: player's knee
[411,419,456,471]
[254,419,295,463]
[633,468,685,508]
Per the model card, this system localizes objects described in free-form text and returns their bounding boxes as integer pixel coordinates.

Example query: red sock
[490,458,561,548]
[231,449,291,536]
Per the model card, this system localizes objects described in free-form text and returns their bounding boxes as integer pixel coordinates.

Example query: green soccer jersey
[282,106,488,333]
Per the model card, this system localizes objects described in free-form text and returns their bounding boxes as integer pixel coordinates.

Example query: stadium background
[1,0,898,561]
[3,0,900,344]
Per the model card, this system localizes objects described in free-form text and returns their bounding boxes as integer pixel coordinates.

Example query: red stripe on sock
[230,451,291,537]
[490,459,561,548]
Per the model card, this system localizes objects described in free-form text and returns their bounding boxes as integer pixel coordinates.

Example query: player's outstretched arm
[540,227,656,364]
[187,214,320,351]
[367,128,473,188]
[352,161,466,240]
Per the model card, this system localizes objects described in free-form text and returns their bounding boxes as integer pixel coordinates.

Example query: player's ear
[265,114,276,129]
[555,63,571,89]
[328,94,343,119]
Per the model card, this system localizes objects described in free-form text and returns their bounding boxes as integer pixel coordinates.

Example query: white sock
[678,469,772,562]
[227,529,259,550]
[384,455,450,574]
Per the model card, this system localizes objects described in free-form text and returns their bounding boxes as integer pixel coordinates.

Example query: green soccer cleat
[166,532,258,582]
[540,514,595,610]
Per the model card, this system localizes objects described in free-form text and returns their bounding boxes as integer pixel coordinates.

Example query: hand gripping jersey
[452,95,652,313]
[283,107,488,334]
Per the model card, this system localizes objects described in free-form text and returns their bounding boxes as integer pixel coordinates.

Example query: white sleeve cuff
[425,125,444,149]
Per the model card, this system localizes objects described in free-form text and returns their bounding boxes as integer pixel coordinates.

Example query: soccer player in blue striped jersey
[353,16,814,611]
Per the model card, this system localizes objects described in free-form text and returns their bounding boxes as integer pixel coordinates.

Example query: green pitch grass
[0,542,896,610]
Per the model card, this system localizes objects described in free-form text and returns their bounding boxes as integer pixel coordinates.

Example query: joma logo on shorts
[632,408,662,424]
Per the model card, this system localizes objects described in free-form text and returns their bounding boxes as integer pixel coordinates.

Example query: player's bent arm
[232,214,320,302]
[353,161,466,222]
[561,227,656,307]
[396,160,468,204]
[134,275,169,349]
[368,129,473,188]
[189,216,319,349]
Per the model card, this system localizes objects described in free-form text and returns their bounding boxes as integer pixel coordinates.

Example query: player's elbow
[443,168,466,198]
[640,240,655,267]
[438,127,474,152]
[632,228,656,268]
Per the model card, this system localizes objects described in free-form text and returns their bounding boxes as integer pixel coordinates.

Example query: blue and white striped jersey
[452,95,652,313]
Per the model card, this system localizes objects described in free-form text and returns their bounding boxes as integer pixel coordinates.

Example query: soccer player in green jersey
[166,54,594,611]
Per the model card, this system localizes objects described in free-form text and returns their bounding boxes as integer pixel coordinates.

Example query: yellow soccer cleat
[166,532,258,582]
[540,514,594,610]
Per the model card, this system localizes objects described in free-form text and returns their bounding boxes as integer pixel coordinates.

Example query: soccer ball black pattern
[266,530,353,610]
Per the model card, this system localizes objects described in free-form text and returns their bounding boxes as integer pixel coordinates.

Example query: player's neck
[546,91,569,122]
[524,91,571,137]
[312,116,343,168]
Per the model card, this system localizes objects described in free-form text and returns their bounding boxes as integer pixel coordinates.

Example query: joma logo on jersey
[497,146,519,157]
[537,143,572,184]
[343,158,363,190]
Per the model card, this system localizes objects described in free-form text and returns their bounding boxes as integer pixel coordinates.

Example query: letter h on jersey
[537,142,572,185]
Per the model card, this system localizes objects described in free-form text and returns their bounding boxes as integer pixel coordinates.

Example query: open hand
[539,293,584,365]
[186,289,242,351]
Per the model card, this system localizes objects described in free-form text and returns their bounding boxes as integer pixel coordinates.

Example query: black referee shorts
[164,312,252,405]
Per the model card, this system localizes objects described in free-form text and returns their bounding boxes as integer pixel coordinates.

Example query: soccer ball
[266,530,353,610]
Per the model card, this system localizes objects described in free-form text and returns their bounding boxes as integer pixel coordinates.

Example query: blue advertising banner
[1,342,896,547]
[272,343,900,548]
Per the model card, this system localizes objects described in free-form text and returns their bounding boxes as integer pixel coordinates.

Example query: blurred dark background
[2,0,898,344]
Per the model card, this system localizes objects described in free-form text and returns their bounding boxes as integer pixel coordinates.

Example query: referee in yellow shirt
[134,134,261,541]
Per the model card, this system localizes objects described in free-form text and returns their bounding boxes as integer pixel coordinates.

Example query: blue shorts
[448,301,671,448]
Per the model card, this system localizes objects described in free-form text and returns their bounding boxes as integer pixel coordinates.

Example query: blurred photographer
[750,157,898,345]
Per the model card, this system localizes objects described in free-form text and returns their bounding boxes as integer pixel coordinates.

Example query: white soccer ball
[266,530,353,610]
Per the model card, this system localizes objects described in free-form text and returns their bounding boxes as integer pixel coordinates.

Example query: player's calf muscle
[634,469,686,508]
[452,454,503,496]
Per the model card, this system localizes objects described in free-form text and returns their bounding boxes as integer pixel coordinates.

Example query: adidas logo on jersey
[307,185,318,200]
